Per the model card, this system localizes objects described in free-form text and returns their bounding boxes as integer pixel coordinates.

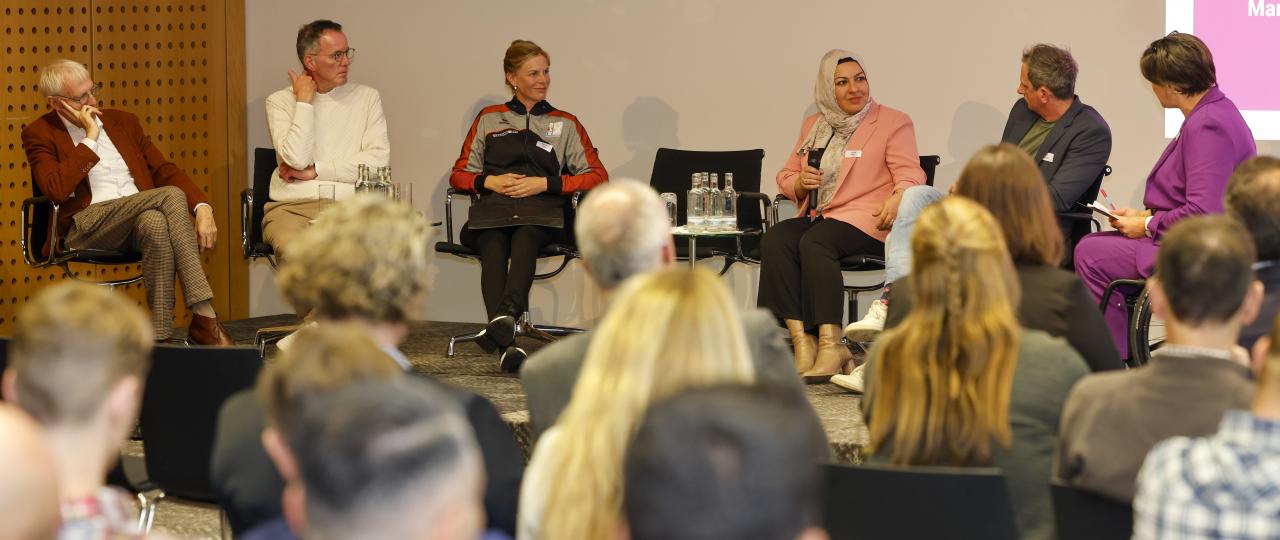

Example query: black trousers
[461,223,564,319]
[757,216,884,329]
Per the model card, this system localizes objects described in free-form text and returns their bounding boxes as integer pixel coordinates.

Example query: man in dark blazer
[21,59,232,345]
[1054,216,1264,503]
[520,180,807,440]
[1002,44,1112,264]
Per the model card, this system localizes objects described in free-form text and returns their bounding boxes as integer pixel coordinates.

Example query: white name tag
[535,141,554,152]
[1043,152,1055,163]
[844,150,862,158]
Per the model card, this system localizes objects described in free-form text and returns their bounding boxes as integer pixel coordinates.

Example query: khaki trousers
[261,199,322,260]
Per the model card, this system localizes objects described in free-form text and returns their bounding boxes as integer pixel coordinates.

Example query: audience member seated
[262,19,389,259]
[846,42,1113,340]
[211,196,523,537]
[2,282,154,539]
[449,39,608,369]
[1075,32,1257,356]
[621,384,830,540]
[757,49,926,381]
[518,267,765,539]
[22,59,233,345]
[520,179,801,438]
[1225,156,1280,351]
[1132,315,1280,539]
[0,403,61,540]
[290,379,488,540]
[861,197,1089,540]
[850,143,1121,394]
[1056,216,1264,502]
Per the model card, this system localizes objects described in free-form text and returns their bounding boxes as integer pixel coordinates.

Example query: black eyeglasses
[55,82,102,105]
[309,48,356,62]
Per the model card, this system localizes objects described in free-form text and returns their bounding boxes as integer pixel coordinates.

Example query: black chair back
[244,147,278,258]
[0,336,8,380]
[1051,480,1133,540]
[920,154,940,187]
[649,148,765,258]
[25,182,53,262]
[140,345,262,501]
[1059,164,1111,270]
[823,463,1019,540]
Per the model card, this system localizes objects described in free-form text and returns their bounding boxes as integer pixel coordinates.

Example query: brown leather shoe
[187,314,235,346]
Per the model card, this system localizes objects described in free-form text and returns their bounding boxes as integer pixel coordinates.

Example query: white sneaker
[831,363,866,394]
[844,299,888,342]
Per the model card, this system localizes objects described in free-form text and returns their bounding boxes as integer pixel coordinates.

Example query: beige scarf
[805,49,873,211]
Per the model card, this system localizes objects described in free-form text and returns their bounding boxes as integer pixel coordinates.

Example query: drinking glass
[393,183,413,204]
[318,184,335,211]
[659,192,678,226]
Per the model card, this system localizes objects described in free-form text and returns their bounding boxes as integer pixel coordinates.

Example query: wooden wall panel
[0,0,245,335]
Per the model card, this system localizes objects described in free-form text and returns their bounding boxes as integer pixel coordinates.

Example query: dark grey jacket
[1001,97,1112,212]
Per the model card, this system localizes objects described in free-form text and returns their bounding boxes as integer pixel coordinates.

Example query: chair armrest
[1057,211,1102,233]
[571,190,586,210]
[240,188,252,259]
[21,196,55,267]
[772,193,798,227]
[738,192,771,233]
[444,188,480,244]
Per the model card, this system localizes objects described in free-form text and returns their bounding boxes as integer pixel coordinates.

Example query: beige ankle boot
[803,324,853,384]
[785,319,817,374]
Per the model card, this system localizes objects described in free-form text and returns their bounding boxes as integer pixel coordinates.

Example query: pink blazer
[777,103,925,242]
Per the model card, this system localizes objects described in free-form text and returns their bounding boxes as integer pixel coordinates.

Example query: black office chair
[823,463,1019,540]
[648,148,771,274]
[1051,480,1134,540]
[239,148,298,353]
[21,182,143,287]
[434,188,585,362]
[772,155,941,325]
[1056,164,1112,270]
[134,344,263,531]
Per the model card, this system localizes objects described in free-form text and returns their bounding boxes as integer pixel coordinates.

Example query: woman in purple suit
[1075,32,1256,357]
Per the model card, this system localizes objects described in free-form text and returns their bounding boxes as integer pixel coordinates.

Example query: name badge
[844,150,862,158]
[1043,152,1055,163]
[544,121,563,138]
[535,141,554,152]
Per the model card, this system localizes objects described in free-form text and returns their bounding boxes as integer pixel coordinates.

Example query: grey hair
[37,59,90,97]
[575,179,671,289]
[1021,44,1078,100]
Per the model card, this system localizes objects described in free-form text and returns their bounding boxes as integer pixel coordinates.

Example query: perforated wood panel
[0,1,245,335]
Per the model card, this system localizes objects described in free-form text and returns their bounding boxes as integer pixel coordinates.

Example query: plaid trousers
[65,186,214,339]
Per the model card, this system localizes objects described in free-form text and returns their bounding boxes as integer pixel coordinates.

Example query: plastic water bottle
[707,173,724,231]
[355,164,371,193]
[722,172,738,231]
[687,173,706,232]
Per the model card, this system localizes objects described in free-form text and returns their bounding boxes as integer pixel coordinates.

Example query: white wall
[245,0,1280,324]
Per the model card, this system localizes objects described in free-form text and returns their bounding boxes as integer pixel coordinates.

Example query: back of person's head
[541,267,758,539]
[295,19,343,64]
[257,322,403,430]
[1155,216,1257,326]
[0,404,60,540]
[276,195,435,324]
[868,197,1020,466]
[292,379,482,540]
[1021,44,1078,100]
[1140,31,1216,94]
[1225,156,1280,262]
[624,384,829,540]
[954,143,1064,266]
[5,282,152,428]
[575,179,672,289]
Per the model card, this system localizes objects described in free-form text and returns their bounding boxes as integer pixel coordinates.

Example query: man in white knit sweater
[263,19,390,258]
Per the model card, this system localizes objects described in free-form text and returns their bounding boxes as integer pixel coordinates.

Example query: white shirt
[265,82,390,202]
[58,114,138,204]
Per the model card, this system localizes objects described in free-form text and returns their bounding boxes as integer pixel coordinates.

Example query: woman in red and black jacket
[449,39,608,370]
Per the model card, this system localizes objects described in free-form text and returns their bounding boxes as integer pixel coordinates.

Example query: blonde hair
[9,282,152,425]
[953,143,1065,266]
[537,267,757,539]
[503,39,549,90]
[276,195,435,324]
[866,197,1021,466]
[257,322,402,429]
[37,59,89,97]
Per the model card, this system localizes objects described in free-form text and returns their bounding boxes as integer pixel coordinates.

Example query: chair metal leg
[136,489,165,533]
[447,329,484,358]
[255,325,298,356]
[535,325,586,337]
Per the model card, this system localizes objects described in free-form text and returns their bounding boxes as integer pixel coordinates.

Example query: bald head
[574,179,673,290]
[0,404,60,540]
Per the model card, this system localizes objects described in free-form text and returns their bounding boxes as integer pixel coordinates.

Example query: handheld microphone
[805,147,825,220]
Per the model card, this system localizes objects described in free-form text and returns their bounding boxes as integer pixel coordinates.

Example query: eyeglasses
[55,82,102,105]
[309,48,356,63]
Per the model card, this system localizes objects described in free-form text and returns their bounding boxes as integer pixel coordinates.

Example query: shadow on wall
[935,100,1007,190]
[429,94,508,238]
[611,97,680,183]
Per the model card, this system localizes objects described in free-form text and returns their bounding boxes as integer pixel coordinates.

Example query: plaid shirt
[59,486,143,540]
[1133,410,1280,539]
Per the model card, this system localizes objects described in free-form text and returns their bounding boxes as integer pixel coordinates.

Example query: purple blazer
[1144,86,1256,240]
